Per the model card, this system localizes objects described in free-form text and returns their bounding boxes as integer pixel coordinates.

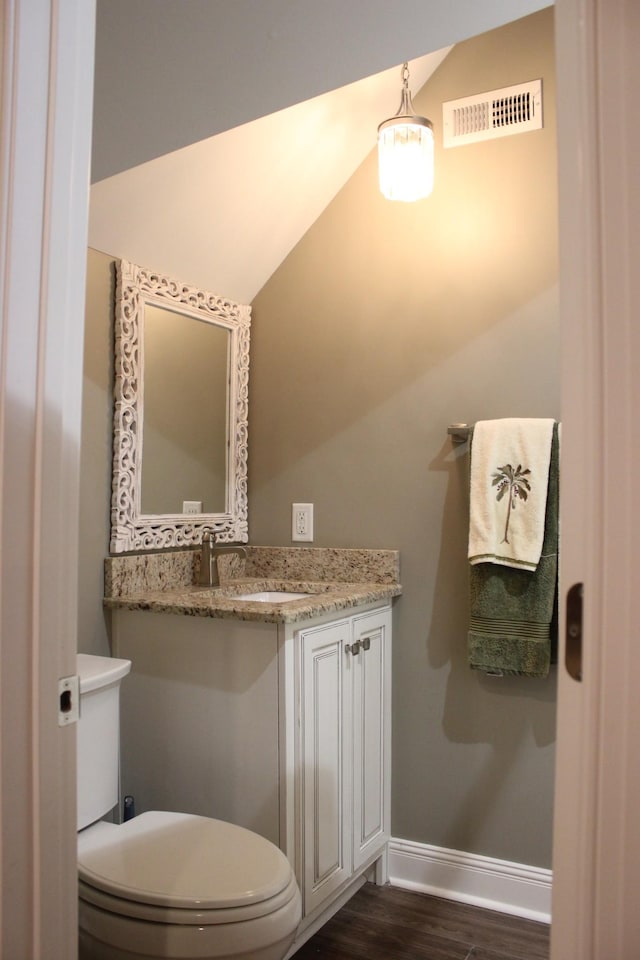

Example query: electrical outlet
[292,503,313,542]
[183,500,203,514]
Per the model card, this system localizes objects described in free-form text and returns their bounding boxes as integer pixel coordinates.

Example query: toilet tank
[77,654,131,830]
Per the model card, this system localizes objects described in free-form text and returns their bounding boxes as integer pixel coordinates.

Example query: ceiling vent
[442,79,542,148]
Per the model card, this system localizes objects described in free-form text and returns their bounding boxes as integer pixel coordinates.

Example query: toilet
[76,654,301,960]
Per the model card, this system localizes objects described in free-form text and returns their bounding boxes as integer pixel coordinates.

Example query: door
[552,0,640,956]
[0,1,95,956]
[300,619,352,915]
[351,607,391,872]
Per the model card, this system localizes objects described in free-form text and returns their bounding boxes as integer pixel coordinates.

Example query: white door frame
[0,0,95,956]
[2,0,638,955]
[552,0,640,956]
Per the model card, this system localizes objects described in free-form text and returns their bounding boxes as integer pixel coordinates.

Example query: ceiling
[89,0,551,304]
[88,51,451,304]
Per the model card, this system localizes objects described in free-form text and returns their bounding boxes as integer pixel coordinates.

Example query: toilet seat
[78,811,295,924]
[78,872,300,926]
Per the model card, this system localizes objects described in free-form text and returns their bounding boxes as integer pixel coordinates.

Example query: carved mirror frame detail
[110,260,250,552]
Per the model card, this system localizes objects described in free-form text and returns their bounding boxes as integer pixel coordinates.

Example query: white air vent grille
[443,80,542,148]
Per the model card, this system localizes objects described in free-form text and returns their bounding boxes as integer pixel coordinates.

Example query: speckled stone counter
[104,546,401,624]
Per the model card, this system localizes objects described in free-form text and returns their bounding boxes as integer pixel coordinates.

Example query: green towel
[468,422,559,678]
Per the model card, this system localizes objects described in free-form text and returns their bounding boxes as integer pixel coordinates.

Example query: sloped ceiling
[88,52,451,304]
[89,0,552,303]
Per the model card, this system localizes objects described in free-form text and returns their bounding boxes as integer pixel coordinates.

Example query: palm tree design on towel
[492,464,532,544]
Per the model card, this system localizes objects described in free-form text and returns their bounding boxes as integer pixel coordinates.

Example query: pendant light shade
[377,62,434,202]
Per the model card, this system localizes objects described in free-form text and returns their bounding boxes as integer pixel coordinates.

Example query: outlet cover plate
[292,503,313,542]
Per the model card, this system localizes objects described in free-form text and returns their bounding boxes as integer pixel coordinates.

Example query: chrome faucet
[198,529,217,586]
[197,529,247,587]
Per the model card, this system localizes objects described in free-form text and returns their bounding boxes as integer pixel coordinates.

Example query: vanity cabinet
[298,608,391,917]
[112,601,391,943]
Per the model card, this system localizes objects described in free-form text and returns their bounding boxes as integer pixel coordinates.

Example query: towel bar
[447,423,471,443]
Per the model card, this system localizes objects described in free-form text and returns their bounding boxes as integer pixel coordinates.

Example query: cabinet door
[351,608,391,872]
[300,619,352,915]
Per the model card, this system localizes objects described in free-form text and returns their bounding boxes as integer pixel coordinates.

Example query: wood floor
[294,883,550,960]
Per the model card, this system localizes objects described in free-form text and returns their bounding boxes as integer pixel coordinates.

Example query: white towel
[468,418,555,571]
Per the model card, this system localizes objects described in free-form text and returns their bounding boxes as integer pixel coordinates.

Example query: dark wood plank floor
[294,883,550,960]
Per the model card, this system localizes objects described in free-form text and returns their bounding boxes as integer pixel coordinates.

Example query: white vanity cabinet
[296,607,391,918]
[112,600,392,942]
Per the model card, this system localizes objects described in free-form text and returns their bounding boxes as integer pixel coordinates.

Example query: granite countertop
[104,546,402,624]
[103,577,401,624]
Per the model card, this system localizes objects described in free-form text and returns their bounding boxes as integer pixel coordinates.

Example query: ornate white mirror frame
[110,260,250,552]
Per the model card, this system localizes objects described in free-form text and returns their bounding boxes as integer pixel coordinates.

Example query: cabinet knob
[361,637,371,651]
[345,640,361,656]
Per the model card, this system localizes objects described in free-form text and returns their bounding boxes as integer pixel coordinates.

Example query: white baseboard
[388,838,552,923]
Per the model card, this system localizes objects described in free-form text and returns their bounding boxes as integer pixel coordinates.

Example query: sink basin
[233,591,312,603]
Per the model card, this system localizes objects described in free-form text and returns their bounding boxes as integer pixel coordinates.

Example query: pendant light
[377,62,434,202]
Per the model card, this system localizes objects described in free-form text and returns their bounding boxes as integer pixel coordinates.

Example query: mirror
[140,304,229,515]
[110,260,250,552]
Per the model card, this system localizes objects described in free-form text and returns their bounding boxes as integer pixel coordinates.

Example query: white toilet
[76,654,301,960]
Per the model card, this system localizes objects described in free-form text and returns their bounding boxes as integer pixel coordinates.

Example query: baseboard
[388,838,552,923]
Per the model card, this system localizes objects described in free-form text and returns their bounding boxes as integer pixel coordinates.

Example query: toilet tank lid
[77,654,131,693]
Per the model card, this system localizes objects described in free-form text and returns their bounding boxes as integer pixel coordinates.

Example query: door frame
[552,0,640,956]
[2,0,638,955]
[0,0,95,956]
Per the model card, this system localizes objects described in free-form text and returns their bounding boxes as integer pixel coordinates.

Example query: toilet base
[78,882,301,960]
[79,929,297,960]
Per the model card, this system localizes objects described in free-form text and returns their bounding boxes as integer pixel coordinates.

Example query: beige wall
[250,9,558,866]
[79,248,115,657]
[80,8,558,867]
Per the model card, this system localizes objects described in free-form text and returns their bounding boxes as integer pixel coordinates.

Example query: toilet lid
[78,811,294,911]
